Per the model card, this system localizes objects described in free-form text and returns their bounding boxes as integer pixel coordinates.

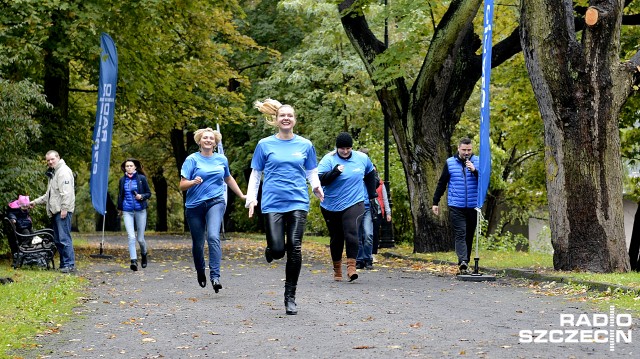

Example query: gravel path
[21,234,638,358]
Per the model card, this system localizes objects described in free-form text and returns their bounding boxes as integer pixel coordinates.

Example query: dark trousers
[449,207,477,264]
[321,202,365,261]
[264,210,307,286]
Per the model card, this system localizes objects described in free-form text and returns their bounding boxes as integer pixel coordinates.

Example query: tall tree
[336,0,522,251]
[519,1,640,271]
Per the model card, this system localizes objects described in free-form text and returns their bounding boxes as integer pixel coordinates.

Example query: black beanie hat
[335,132,353,148]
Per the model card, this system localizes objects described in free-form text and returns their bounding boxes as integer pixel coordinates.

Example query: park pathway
[24,234,638,358]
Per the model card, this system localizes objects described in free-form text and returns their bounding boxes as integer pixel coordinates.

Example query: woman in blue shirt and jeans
[180,128,246,292]
[117,158,152,272]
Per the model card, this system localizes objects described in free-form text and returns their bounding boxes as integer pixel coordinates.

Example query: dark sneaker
[265,247,273,263]
[365,263,374,270]
[458,261,469,275]
[60,267,76,274]
[356,262,365,269]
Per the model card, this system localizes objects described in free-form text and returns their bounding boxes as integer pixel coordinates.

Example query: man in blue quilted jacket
[431,137,479,274]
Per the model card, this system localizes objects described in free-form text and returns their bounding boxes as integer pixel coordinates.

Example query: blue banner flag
[90,33,118,215]
[477,2,494,208]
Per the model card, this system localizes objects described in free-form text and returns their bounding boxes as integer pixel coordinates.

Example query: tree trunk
[95,194,120,232]
[521,0,632,272]
[152,168,168,232]
[629,203,640,271]
[338,0,521,252]
[40,10,70,153]
[171,128,195,232]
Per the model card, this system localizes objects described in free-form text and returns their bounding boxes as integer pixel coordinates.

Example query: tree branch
[491,26,521,68]
[337,1,409,119]
[69,88,97,93]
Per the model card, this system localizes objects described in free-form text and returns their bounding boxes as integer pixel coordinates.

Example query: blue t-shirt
[318,150,374,211]
[181,152,231,208]
[251,134,318,213]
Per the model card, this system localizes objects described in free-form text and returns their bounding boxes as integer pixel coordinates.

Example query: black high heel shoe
[197,270,207,288]
[212,278,222,293]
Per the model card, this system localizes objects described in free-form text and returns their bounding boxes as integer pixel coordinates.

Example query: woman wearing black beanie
[317,132,378,282]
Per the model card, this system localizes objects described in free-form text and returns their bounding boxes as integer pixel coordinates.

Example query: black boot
[141,252,148,268]
[265,247,273,263]
[284,283,297,315]
[130,260,138,271]
[197,269,207,288]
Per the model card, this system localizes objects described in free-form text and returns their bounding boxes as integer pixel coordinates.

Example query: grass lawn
[0,263,86,357]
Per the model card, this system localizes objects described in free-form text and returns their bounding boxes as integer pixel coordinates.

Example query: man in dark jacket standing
[432,138,479,274]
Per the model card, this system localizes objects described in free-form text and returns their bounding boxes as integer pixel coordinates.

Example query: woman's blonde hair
[254,98,294,127]
[194,128,222,148]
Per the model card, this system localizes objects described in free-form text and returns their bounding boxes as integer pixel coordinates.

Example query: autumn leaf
[353,345,374,349]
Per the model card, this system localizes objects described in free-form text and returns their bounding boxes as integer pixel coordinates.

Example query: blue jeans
[123,209,148,260]
[186,197,225,280]
[357,208,373,265]
[52,212,75,269]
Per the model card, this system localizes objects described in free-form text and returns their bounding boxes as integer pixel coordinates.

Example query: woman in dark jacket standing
[117,158,152,271]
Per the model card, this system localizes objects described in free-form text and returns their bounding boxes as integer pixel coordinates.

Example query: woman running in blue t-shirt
[318,132,378,282]
[246,98,324,315]
[180,128,246,292]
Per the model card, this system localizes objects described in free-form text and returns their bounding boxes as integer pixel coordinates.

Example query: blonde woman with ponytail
[247,99,324,315]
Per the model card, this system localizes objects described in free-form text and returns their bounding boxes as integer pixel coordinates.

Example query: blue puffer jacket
[446,155,479,208]
[117,172,152,212]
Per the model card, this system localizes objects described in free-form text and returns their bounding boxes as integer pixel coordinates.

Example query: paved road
[22,234,638,358]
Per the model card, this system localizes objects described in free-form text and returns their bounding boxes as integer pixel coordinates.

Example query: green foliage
[485,230,529,252]
[1,0,267,232]
[0,77,51,217]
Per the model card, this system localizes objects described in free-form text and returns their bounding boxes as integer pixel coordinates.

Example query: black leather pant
[264,210,307,286]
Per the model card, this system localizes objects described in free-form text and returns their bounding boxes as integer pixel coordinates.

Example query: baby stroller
[2,217,57,269]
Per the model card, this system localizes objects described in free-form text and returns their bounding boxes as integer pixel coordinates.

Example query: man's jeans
[52,212,75,269]
[186,197,225,280]
[123,209,148,260]
[357,208,374,266]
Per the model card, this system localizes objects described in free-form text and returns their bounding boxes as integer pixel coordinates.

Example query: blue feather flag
[477,2,494,209]
[90,33,118,215]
